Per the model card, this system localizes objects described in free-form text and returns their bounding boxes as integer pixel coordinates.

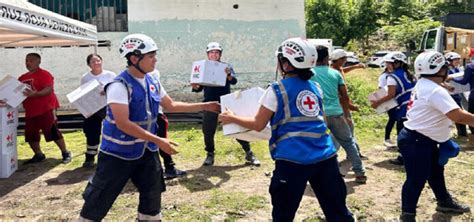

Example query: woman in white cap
[398,51,472,221]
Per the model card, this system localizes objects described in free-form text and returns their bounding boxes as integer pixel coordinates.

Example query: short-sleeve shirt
[404,78,459,142]
[310,66,345,116]
[18,68,59,118]
[106,74,167,105]
[378,73,389,89]
[80,70,116,86]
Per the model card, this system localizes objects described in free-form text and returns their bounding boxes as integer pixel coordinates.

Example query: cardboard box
[449,71,470,95]
[0,149,17,178]
[67,79,107,118]
[0,75,28,108]
[0,127,17,155]
[190,60,227,87]
[368,88,398,114]
[0,106,18,130]
[446,33,456,50]
[220,87,271,142]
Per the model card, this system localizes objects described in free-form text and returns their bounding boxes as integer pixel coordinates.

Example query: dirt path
[0,142,473,221]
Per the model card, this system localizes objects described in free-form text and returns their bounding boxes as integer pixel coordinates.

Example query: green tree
[306,0,351,46]
[348,0,381,53]
[430,0,474,18]
[383,16,441,48]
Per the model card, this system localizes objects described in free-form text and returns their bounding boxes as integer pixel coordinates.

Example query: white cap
[331,49,347,60]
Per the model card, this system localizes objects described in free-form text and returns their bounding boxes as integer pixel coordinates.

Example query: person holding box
[18,53,72,164]
[79,34,220,221]
[370,52,416,165]
[191,42,260,167]
[219,38,354,221]
[80,53,116,168]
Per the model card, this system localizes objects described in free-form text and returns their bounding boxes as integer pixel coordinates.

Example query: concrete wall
[0,0,305,110]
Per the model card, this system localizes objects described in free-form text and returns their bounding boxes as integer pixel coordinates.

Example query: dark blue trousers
[80,150,165,220]
[398,128,450,214]
[270,156,354,222]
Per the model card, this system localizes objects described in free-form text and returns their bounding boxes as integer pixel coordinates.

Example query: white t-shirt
[258,82,324,113]
[80,70,116,86]
[386,75,398,86]
[378,73,389,88]
[404,78,459,142]
[106,74,167,105]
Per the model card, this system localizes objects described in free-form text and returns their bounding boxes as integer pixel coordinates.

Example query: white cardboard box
[448,72,470,95]
[67,79,107,118]
[0,149,17,178]
[220,87,271,142]
[0,75,28,108]
[190,60,227,87]
[0,106,18,130]
[368,88,398,114]
[0,127,17,155]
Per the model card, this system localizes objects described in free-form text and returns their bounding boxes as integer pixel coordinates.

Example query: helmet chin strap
[132,55,147,75]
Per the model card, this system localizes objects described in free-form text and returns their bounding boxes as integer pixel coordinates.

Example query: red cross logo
[7,111,14,120]
[303,96,316,110]
[194,65,200,73]
[6,134,12,142]
[150,85,155,92]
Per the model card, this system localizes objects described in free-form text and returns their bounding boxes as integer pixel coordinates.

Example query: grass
[2,68,473,221]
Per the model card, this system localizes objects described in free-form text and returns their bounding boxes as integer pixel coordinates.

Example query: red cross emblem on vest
[6,134,12,142]
[303,96,316,110]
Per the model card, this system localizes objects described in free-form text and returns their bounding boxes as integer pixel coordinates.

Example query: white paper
[0,75,28,108]
[190,60,227,87]
[67,79,106,118]
[368,88,398,114]
[220,87,271,142]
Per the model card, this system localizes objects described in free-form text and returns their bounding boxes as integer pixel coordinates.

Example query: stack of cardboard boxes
[446,32,474,59]
[0,106,18,178]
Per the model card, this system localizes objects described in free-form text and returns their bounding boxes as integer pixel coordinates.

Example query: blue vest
[269,77,336,165]
[100,70,161,160]
[389,68,415,120]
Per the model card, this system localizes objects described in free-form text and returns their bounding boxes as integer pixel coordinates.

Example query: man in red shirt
[18,53,71,164]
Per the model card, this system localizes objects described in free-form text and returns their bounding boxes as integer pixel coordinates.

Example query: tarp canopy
[0,0,97,47]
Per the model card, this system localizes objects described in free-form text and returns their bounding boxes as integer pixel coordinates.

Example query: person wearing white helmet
[398,51,472,221]
[377,54,397,147]
[330,49,367,159]
[79,34,220,221]
[448,49,474,140]
[370,51,416,165]
[311,46,367,184]
[219,38,354,221]
[444,52,468,137]
[192,42,260,167]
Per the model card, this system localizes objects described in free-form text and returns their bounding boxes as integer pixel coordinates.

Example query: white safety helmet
[119,34,158,58]
[206,42,223,52]
[276,38,317,69]
[384,51,407,64]
[444,52,461,61]
[331,49,348,61]
[414,51,447,76]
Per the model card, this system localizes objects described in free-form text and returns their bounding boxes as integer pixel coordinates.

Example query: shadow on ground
[0,157,61,197]
[177,164,251,192]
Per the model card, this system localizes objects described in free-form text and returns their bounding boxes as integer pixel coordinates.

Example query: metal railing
[28,0,128,32]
